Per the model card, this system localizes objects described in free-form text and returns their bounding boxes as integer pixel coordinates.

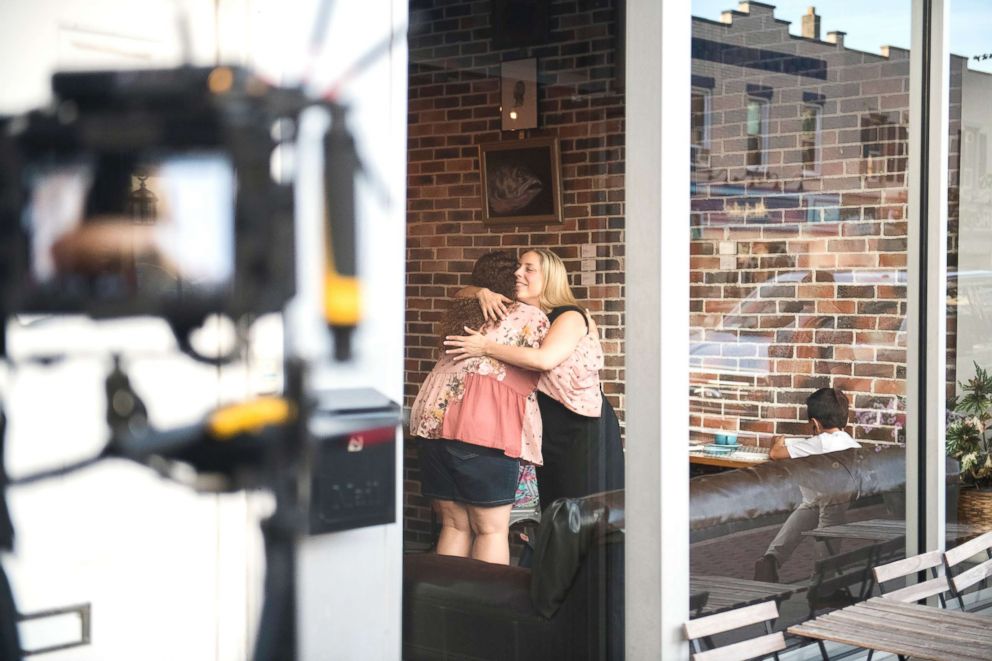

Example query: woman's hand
[444,327,490,361]
[476,287,512,322]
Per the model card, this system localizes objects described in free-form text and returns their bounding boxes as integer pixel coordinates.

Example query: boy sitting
[753,387,860,583]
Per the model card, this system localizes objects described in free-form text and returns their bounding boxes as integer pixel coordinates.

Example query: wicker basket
[958,488,992,527]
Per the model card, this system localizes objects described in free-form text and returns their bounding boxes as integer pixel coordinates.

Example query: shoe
[753,555,779,582]
[814,589,857,610]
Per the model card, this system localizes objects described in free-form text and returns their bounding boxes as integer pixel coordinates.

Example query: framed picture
[500,58,538,131]
[479,137,562,225]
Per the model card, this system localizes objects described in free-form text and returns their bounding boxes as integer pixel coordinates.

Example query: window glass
[689,2,911,651]
[945,1,992,588]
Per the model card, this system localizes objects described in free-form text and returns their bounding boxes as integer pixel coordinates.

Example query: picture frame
[500,58,538,131]
[479,137,562,226]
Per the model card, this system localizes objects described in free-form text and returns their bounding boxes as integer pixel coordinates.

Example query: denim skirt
[419,438,519,506]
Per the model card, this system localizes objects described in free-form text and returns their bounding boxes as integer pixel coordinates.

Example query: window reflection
[692,87,712,167]
[689,1,916,647]
[947,2,992,612]
[800,104,821,176]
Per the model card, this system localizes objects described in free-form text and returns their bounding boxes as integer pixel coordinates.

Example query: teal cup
[715,433,728,445]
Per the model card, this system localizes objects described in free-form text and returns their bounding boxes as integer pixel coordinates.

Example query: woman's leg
[466,503,513,564]
[433,499,472,557]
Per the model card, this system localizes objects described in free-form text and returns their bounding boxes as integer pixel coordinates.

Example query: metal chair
[873,548,950,607]
[684,599,785,661]
[944,530,992,611]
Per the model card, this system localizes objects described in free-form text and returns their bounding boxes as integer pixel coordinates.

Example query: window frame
[691,86,711,167]
[745,95,769,173]
[800,102,822,177]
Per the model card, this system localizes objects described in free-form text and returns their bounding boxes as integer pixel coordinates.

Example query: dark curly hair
[806,387,849,430]
[438,251,517,346]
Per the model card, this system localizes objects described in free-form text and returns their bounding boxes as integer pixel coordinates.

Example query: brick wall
[404,0,625,545]
[688,3,965,446]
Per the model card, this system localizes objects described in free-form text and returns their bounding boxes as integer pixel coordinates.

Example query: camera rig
[0,64,363,362]
[0,65,398,660]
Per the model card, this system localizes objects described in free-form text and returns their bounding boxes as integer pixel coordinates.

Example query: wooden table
[803,518,980,544]
[689,446,770,470]
[788,597,992,660]
[689,575,799,617]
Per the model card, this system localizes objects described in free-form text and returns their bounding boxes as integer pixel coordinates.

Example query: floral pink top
[409,303,550,464]
[537,307,604,417]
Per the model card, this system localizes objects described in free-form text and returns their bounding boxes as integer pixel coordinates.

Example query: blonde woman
[445,249,624,509]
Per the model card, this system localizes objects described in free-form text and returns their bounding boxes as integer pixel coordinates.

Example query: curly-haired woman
[409,251,549,564]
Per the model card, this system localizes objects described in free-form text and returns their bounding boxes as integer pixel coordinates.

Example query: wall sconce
[500,58,538,131]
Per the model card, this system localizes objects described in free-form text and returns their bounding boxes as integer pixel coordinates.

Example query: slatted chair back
[806,543,879,618]
[683,600,785,661]
[872,549,949,606]
[944,530,992,607]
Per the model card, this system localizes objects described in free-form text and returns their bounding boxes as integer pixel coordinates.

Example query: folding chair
[684,600,785,661]
[806,543,879,618]
[944,530,992,611]
[873,549,950,607]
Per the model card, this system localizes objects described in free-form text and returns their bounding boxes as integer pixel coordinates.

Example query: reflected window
[746,97,769,172]
[692,87,711,167]
[800,104,821,176]
[861,112,908,184]
[961,126,989,190]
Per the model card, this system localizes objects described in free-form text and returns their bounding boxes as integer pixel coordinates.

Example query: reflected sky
[692,0,992,74]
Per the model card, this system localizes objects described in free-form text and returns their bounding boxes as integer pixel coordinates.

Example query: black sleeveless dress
[535,306,625,510]
[534,306,625,660]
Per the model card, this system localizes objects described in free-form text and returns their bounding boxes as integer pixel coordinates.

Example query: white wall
[0,0,407,659]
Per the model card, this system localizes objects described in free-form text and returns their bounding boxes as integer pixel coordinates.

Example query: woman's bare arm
[444,310,586,371]
[454,285,513,321]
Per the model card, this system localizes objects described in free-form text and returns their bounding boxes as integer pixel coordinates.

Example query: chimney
[802,6,821,40]
[826,31,846,47]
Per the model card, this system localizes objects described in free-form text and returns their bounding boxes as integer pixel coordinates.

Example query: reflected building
[689,2,976,445]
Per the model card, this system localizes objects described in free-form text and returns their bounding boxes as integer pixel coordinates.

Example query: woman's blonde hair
[526,248,580,311]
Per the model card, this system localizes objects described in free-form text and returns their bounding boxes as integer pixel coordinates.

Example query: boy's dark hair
[438,251,517,345]
[806,387,849,430]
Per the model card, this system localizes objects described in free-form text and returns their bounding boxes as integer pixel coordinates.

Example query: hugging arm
[444,310,586,371]
[455,285,512,322]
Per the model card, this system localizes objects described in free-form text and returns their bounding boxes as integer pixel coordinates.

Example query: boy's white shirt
[786,430,860,507]
[786,430,860,458]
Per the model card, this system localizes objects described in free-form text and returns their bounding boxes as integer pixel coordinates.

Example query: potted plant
[946,363,992,524]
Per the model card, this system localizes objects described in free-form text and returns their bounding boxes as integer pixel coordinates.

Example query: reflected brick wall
[689,3,965,446]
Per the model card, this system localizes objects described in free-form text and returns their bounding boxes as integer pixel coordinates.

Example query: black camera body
[0,66,305,325]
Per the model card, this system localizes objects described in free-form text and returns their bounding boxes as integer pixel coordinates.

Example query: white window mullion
[906,0,950,558]
[625,0,691,658]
